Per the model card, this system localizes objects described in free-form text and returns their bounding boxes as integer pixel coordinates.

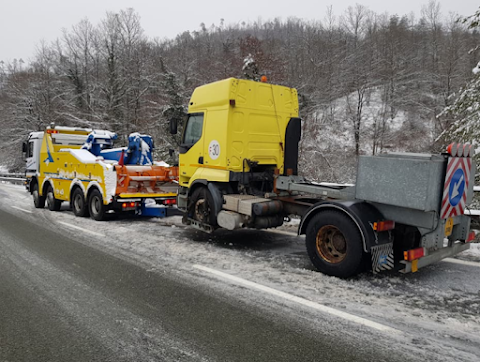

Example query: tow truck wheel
[32,183,45,209]
[89,189,106,221]
[46,185,62,211]
[306,210,365,278]
[71,188,89,217]
[189,186,217,226]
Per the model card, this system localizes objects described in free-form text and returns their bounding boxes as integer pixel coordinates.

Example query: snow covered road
[1,182,480,361]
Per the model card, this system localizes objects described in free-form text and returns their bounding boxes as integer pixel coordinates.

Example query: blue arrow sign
[448,168,465,207]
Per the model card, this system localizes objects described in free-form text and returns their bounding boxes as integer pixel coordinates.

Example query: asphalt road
[0,204,417,362]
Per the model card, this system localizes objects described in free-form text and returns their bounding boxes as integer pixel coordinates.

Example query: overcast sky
[1,0,478,64]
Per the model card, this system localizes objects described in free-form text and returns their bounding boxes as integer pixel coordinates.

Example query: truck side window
[27,141,34,158]
[182,113,204,146]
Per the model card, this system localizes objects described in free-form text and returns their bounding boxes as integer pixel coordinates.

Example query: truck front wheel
[46,185,62,211]
[89,189,106,221]
[32,183,45,209]
[306,210,365,278]
[189,186,217,226]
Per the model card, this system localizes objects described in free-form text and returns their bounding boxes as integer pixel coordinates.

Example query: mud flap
[371,243,394,273]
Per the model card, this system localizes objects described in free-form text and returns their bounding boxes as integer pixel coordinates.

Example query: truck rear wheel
[189,186,217,226]
[306,210,365,278]
[46,185,62,211]
[89,189,106,221]
[32,183,45,209]
[72,188,89,217]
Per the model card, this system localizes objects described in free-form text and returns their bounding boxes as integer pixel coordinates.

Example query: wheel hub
[194,199,208,223]
[316,225,347,264]
[74,195,82,211]
[92,197,100,215]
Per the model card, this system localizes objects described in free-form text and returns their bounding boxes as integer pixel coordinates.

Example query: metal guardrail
[0,174,26,185]
[0,173,24,178]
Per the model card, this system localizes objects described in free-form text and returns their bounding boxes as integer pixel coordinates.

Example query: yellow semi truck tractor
[171,78,476,278]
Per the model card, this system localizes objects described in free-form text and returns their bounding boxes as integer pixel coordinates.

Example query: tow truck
[170,77,476,277]
[24,126,178,220]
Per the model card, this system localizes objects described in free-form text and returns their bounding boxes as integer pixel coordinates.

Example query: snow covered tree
[437,7,480,181]
[242,54,260,81]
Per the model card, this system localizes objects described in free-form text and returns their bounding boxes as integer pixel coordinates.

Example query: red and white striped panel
[440,157,472,219]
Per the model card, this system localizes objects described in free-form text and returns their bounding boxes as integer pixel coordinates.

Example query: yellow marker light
[411,259,419,273]
[444,218,454,237]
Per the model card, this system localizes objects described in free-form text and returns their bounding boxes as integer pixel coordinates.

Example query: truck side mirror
[22,142,27,153]
[169,118,178,135]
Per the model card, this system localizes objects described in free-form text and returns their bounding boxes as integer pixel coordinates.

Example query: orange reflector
[466,231,476,243]
[46,129,58,134]
[447,143,457,157]
[373,220,395,232]
[404,247,425,261]
[261,75,268,83]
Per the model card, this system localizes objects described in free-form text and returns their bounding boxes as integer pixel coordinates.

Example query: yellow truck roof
[188,78,299,116]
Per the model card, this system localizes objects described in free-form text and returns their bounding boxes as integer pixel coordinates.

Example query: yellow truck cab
[177,77,301,229]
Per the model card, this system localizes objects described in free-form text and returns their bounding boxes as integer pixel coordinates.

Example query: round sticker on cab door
[208,140,220,160]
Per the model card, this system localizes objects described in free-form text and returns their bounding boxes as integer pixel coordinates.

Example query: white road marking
[58,221,105,237]
[193,264,401,334]
[443,258,480,268]
[11,206,33,214]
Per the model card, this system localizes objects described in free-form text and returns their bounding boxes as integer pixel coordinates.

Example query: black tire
[32,182,45,209]
[305,210,365,278]
[88,189,106,221]
[71,188,89,217]
[188,186,217,226]
[46,185,62,211]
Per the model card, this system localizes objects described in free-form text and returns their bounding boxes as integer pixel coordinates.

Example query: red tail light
[373,220,395,232]
[404,247,425,261]
[122,202,136,209]
[466,231,476,243]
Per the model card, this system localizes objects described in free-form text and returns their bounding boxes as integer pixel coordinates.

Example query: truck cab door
[179,112,205,186]
[25,135,43,175]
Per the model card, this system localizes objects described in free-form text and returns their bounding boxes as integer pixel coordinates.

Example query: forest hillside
[1,3,479,182]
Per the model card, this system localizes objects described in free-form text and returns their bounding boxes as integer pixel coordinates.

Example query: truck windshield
[182,113,204,146]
